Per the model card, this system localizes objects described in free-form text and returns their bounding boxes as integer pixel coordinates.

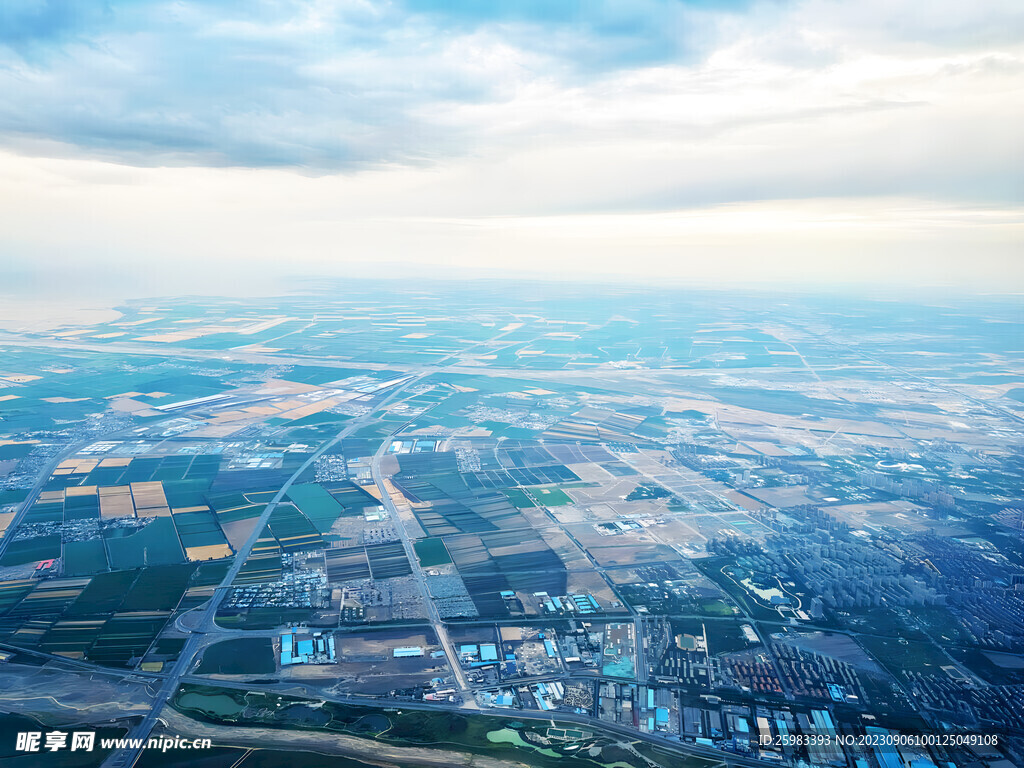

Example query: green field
[66,570,137,615]
[267,505,324,552]
[0,580,36,614]
[287,483,347,532]
[526,487,573,506]
[171,684,710,768]
[62,539,108,575]
[173,509,230,550]
[106,517,185,569]
[120,563,196,611]
[859,636,951,678]
[0,443,35,460]
[88,612,171,667]
[413,537,451,566]
[196,637,275,675]
[0,534,61,567]
[502,489,536,508]
[0,490,28,506]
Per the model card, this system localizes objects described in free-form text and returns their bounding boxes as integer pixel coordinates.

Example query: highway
[0,333,757,383]
[3,321,928,768]
[519,474,647,682]
[96,321,543,766]
[369,442,471,695]
[0,439,93,563]
[164,675,767,768]
[100,376,428,768]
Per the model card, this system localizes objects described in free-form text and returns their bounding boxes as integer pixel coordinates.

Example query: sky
[0,0,1022,296]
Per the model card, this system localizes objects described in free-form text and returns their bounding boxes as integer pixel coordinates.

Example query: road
[791,325,1024,428]
[0,439,92,563]
[100,376,428,768]
[519,474,647,682]
[166,675,767,768]
[0,333,776,383]
[96,321,555,766]
[369,429,471,694]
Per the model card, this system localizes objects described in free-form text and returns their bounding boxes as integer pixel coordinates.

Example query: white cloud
[0,0,1021,292]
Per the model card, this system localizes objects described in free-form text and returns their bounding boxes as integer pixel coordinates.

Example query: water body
[486,727,561,757]
[739,576,786,602]
[176,691,246,718]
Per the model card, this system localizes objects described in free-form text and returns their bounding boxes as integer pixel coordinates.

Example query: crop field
[66,571,137,615]
[87,612,171,666]
[171,508,232,560]
[106,517,185,568]
[1,582,180,666]
[465,463,581,489]
[396,479,526,537]
[62,539,109,575]
[24,499,65,524]
[120,564,196,611]
[323,481,379,512]
[193,559,231,586]
[365,542,412,579]
[325,547,372,581]
[38,617,106,657]
[286,483,347,532]
[196,637,275,675]
[208,490,267,523]
[266,505,324,552]
[50,454,222,491]
[233,554,283,585]
[63,489,100,520]
[0,580,36,614]
[527,487,573,506]
[413,537,451,567]
[442,529,568,616]
[4,578,88,619]
[496,443,559,467]
[0,561,213,666]
[0,533,62,566]
[501,488,536,508]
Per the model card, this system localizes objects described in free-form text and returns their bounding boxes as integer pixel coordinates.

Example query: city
[0,284,1020,768]
[0,0,1020,766]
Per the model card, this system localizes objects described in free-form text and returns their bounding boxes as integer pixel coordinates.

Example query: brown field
[584,542,681,567]
[565,571,621,607]
[537,529,589,569]
[565,478,642,505]
[186,544,234,562]
[99,457,132,468]
[131,481,171,516]
[565,462,615,482]
[99,486,135,519]
[221,518,263,549]
[726,490,768,510]
[822,500,964,534]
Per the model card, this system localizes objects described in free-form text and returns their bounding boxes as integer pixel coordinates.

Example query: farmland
[0,285,1021,767]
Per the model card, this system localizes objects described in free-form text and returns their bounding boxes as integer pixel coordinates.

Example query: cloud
[0,0,1020,189]
[0,1,111,49]
[0,0,1021,293]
